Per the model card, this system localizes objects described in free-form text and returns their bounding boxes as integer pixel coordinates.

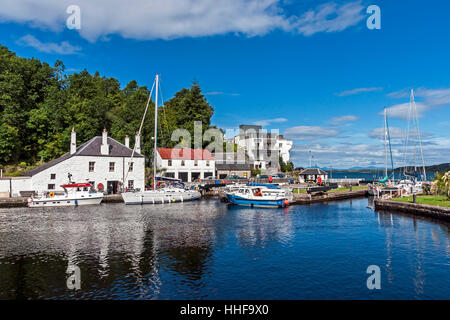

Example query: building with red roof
[156,148,215,182]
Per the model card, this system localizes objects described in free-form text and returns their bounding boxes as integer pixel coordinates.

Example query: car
[227,175,245,180]
[272,173,286,179]
[205,176,217,180]
[257,175,269,179]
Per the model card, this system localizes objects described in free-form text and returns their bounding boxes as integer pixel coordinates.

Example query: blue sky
[1,0,449,168]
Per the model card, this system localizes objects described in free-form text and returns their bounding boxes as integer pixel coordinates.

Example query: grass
[292,186,367,194]
[392,195,450,207]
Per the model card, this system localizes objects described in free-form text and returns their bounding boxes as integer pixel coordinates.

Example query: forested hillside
[0,45,215,166]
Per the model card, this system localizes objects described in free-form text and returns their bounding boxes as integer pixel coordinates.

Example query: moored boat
[122,187,201,205]
[28,183,104,207]
[225,186,289,208]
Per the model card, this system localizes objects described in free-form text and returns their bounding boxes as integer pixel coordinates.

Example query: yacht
[225,186,289,208]
[28,183,104,207]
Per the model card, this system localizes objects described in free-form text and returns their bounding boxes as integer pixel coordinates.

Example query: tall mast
[411,89,427,181]
[384,108,388,178]
[153,74,159,190]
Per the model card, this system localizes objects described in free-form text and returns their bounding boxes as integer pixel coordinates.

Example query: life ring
[97,183,104,190]
[49,192,55,198]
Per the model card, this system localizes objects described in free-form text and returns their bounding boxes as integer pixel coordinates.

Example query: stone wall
[374,199,450,221]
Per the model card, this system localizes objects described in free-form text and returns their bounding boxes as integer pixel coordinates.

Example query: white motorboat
[28,183,104,207]
[122,187,201,205]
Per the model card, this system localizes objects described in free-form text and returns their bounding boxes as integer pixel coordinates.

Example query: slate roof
[299,168,328,175]
[157,148,215,160]
[215,163,251,171]
[24,136,143,177]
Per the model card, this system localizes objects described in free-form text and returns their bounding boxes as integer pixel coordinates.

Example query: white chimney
[70,127,77,155]
[101,128,109,155]
[125,135,130,148]
[135,131,141,154]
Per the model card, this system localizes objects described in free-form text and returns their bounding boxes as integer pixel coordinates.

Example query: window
[181,160,185,166]
[206,161,210,167]
[128,162,134,172]
[194,160,198,167]
[89,162,95,172]
[128,180,134,189]
[48,184,55,190]
[50,174,56,180]
[168,159,172,166]
[109,162,115,172]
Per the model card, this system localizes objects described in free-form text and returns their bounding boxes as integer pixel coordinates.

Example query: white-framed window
[48,184,55,190]
[168,159,172,166]
[181,160,185,166]
[128,162,134,172]
[206,160,210,167]
[50,173,56,180]
[109,162,115,172]
[194,160,198,167]
[89,162,95,172]
[128,180,134,189]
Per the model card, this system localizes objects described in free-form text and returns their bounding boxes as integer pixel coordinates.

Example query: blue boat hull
[226,193,288,208]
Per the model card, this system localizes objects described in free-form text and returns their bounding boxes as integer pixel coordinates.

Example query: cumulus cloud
[383,102,429,120]
[16,34,81,54]
[253,118,288,126]
[336,87,382,97]
[0,0,365,42]
[329,115,359,123]
[284,126,340,141]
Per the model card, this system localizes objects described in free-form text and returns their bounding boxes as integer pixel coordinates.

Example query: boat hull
[226,193,288,208]
[122,190,201,205]
[28,196,103,207]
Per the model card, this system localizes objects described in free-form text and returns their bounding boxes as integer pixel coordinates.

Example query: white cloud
[330,115,359,123]
[294,1,365,36]
[383,102,429,120]
[0,0,365,42]
[253,118,288,126]
[284,126,340,141]
[16,34,81,54]
[336,87,382,97]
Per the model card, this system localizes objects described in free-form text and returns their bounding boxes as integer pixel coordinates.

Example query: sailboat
[122,74,201,205]
[396,89,427,194]
[368,108,397,197]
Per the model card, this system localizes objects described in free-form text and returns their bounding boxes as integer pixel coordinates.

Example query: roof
[213,152,248,163]
[299,168,328,175]
[215,163,251,171]
[157,148,215,160]
[24,136,143,177]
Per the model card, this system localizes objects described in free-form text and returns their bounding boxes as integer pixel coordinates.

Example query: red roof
[157,148,215,160]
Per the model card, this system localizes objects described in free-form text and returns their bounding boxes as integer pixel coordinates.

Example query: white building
[0,129,145,196]
[156,148,215,182]
[298,168,328,183]
[230,125,293,171]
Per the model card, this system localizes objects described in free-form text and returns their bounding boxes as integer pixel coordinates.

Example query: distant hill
[394,163,450,174]
[324,163,450,173]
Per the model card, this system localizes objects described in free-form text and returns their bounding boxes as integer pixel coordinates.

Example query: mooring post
[413,193,416,203]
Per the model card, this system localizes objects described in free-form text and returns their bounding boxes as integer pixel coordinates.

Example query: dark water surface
[0,199,448,300]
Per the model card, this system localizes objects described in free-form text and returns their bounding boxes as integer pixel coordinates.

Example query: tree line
[0,44,215,166]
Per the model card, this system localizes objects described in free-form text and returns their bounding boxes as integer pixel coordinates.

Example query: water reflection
[0,199,449,299]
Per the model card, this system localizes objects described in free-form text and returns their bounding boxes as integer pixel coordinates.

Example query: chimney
[101,128,109,155]
[125,135,130,148]
[70,127,77,155]
[135,131,141,154]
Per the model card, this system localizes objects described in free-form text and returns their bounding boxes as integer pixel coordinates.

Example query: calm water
[0,199,448,300]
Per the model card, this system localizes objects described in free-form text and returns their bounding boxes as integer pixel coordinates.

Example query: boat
[225,186,289,208]
[27,183,104,207]
[122,74,201,205]
[122,186,201,204]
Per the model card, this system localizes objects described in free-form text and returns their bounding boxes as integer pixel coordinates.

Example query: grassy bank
[293,186,367,194]
[392,195,450,207]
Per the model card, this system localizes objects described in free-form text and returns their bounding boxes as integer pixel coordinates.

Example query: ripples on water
[0,199,448,300]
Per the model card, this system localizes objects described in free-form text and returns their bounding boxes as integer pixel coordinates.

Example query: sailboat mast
[384,108,388,178]
[411,89,427,181]
[153,74,159,190]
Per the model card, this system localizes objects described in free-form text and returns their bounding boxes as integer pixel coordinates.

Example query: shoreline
[374,199,450,221]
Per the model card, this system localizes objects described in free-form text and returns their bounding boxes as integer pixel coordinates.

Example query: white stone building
[298,168,328,183]
[0,129,145,196]
[156,148,215,182]
[229,125,293,171]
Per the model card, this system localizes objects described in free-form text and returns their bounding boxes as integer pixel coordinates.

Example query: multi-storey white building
[0,129,145,196]
[229,125,293,171]
[156,148,215,182]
